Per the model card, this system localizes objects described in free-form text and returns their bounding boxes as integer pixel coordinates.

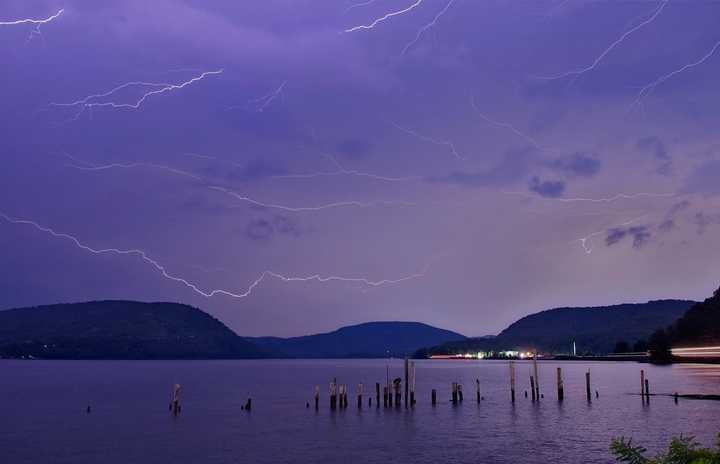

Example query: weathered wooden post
[640,370,645,399]
[376,382,380,408]
[330,379,337,410]
[530,375,536,402]
[404,358,409,408]
[533,353,540,400]
[458,384,463,402]
[510,361,516,403]
[585,370,591,403]
[244,397,252,411]
[476,378,481,403]
[451,382,458,404]
[410,361,416,406]
[393,378,401,407]
[383,386,389,408]
[645,378,650,402]
[170,383,181,415]
[314,385,320,410]
[431,388,437,406]
[557,367,564,402]
[357,383,363,409]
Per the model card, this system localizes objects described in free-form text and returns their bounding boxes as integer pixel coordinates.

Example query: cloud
[528,176,565,198]
[658,200,691,232]
[245,215,301,241]
[693,212,720,235]
[547,152,601,178]
[427,147,535,188]
[636,136,672,176]
[683,160,720,195]
[606,226,651,249]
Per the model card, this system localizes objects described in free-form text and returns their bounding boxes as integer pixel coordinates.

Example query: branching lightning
[270,153,421,183]
[630,39,720,111]
[470,96,547,152]
[535,0,669,80]
[344,0,424,33]
[50,69,224,119]
[573,215,647,254]
[342,0,379,15]
[65,155,418,212]
[0,212,431,299]
[390,121,466,160]
[0,8,64,43]
[401,0,455,55]
[247,80,287,112]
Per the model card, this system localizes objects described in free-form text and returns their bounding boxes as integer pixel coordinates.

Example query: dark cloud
[694,212,720,235]
[606,226,651,249]
[659,200,691,233]
[547,152,601,178]
[245,215,301,241]
[636,136,672,176]
[528,176,565,198]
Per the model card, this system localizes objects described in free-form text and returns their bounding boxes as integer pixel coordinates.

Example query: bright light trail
[50,69,224,117]
[390,121,466,160]
[470,96,547,151]
[631,39,720,110]
[344,0,424,32]
[672,346,720,358]
[401,0,455,55]
[572,215,647,254]
[0,212,432,299]
[248,80,287,112]
[343,0,379,15]
[536,0,669,80]
[0,8,64,26]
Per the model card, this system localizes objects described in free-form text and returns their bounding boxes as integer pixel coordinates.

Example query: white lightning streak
[66,156,417,212]
[248,81,287,112]
[631,39,720,110]
[573,215,647,254]
[390,121,465,160]
[344,0,424,32]
[536,0,669,80]
[343,0,379,15]
[270,153,421,183]
[504,190,675,204]
[0,8,64,26]
[0,213,430,299]
[401,0,455,55]
[470,96,546,151]
[50,69,224,116]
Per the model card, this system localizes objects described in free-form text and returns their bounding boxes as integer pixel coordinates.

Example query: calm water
[2,360,719,464]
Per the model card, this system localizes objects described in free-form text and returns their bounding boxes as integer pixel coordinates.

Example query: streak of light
[470,96,546,151]
[344,0,424,33]
[0,8,64,26]
[535,0,669,80]
[0,212,432,299]
[49,69,224,119]
[248,80,287,112]
[572,215,647,254]
[630,40,720,111]
[401,0,455,55]
[390,121,466,160]
[343,0,379,15]
[65,155,418,212]
[269,153,422,183]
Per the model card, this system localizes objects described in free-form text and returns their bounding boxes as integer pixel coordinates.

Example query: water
[2,360,719,464]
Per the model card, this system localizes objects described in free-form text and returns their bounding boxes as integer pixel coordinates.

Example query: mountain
[672,287,720,346]
[425,299,695,356]
[0,301,268,359]
[246,322,467,358]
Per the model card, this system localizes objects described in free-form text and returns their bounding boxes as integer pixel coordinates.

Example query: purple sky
[1,0,719,337]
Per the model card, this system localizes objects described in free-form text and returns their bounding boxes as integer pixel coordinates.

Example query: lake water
[2,359,719,464]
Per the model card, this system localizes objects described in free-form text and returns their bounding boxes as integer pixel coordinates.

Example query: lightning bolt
[49,69,224,119]
[65,155,418,212]
[0,212,432,299]
[401,0,455,55]
[342,0,379,15]
[270,153,421,183]
[535,0,669,80]
[248,81,287,113]
[0,8,64,43]
[504,190,675,204]
[573,215,647,254]
[344,0,424,32]
[390,121,466,161]
[630,39,720,111]
[470,96,547,152]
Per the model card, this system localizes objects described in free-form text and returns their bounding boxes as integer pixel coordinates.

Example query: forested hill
[0,301,268,359]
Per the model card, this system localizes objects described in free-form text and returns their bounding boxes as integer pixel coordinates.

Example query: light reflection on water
[1,359,719,464]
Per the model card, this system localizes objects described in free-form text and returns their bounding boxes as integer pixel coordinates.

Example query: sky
[1,0,719,337]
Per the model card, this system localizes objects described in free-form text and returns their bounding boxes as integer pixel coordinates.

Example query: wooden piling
[376,382,380,408]
[476,378,481,403]
[330,380,337,410]
[557,367,564,402]
[245,397,252,411]
[314,385,320,410]
[458,384,463,402]
[393,378,401,407]
[404,358,409,408]
[452,382,458,404]
[357,383,363,409]
[585,370,591,402]
[170,383,181,415]
[530,375,536,402]
[640,369,645,399]
[645,378,650,402]
[409,361,416,406]
[383,386,389,408]
[533,353,540,400]
[510,361,516,403]
[431,388,437,406]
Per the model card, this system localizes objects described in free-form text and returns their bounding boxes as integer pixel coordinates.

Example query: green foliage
[611,434,720,464]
